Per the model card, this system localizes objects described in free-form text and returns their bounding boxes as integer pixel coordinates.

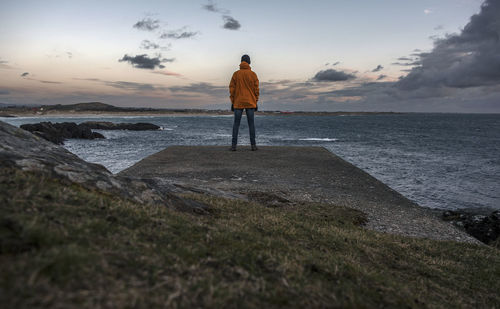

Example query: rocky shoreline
[20,122,105,144]
[81,121,160,131]
[2,119,499,245]
[0,121,207,213]
[442,209,499,245]
[19,121,160,144]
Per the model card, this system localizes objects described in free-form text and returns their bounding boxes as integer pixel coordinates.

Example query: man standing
[229,54,259,151]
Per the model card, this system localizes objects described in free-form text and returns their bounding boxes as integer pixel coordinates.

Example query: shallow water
[3,113,499,211]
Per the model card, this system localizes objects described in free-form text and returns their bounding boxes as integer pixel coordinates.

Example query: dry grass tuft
[1,168,499,308]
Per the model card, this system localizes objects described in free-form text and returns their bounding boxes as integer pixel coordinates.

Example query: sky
[1,0,499,112]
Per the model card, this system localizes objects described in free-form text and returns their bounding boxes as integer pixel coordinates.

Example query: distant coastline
[0,101,401,117]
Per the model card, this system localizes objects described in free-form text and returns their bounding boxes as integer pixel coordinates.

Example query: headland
[1,120,498,307]
[0,101,400,117]
[120,145,478,243]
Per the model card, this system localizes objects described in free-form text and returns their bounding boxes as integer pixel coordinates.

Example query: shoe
[251,145,258,151]
[230,145,236,151]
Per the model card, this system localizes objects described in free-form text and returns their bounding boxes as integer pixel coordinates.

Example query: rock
[442,210,500,245]
[20,122,105,144]
[81,121,160,131]
[0,120,207,212]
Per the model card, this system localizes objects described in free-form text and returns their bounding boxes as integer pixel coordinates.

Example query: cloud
[73,77,167,92]
[140,40,160,50]
[202,2,241,30]
[203,3,218,12]
[0,60,11,69]
[159,28,199,39]
[312,69,356,82]
[424,9,433,15]
[151,70,183,77]
[377,75,387,80]
[391,59,421,66]
[21,72,63,84]
[45,50,75,59]
[38,80,63,84]
[133,18,160,31]
[0,89,10,95]
[104,81,156,91]
[119,54,173,69]
[202,1,229,14]
[398,0,500,91]
[434,25,444,31]
[169,82,227,97]
[222,15,241,30]
[372,65,384,72]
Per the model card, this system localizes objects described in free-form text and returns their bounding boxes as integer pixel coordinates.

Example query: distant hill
[41,102,126,111]
[0,102,41,108]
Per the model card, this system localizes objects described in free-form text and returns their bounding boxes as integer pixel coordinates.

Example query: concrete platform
[119,146,478,243]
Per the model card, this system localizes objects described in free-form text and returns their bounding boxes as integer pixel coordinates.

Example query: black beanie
[241,54,251,64]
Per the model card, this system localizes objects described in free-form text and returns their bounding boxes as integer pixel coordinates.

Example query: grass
[1,167,499,308]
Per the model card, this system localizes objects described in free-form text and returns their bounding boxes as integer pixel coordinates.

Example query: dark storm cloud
[222,15,241,30]
[377,75,387,80]
[21,72,29,77]
[372,65,384,72]
[119,54,173,69]
[159,28,199,39]
[0,89,10,95]
[133,18,160,31]
[398,0,500,90]
[140,40,160,50]
[312,69,356,82]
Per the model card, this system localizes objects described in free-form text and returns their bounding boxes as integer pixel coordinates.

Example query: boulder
[0,120,208,212]
[443,210,500,245]
[81,121,160,131]
[20,122,104,144]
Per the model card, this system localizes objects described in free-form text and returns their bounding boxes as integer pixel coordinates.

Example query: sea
[2,113,499,211]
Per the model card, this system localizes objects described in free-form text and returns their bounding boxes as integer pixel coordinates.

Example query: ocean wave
[299,138,338,142]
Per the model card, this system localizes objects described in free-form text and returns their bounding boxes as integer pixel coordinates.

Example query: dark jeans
[232,108,256,146]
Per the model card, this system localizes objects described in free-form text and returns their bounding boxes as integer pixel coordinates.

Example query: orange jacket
[229,62,259,109]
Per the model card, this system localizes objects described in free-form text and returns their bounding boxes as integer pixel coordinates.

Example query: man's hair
[241,54,251,64]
